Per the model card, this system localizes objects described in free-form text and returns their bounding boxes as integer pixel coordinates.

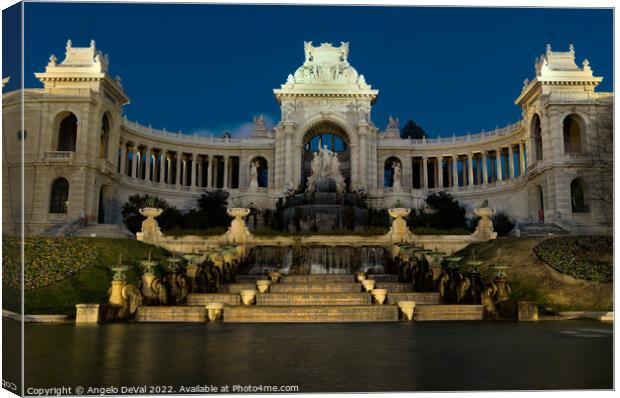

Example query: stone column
[197,156,203,187]
[422,156,428,189]
[131,146,139,179]
[223,155,230,189]
[175,153,181,187]
[452,155,458,187]
[207,154,213,188]
[519,141,526,176]
[508,145,515,179]
[467,153,474,186]
[119,143,126,176]
[437,157,443,188]
[190,153,197,189]
[145,146,151,181]
[496,148,503,181]
[159,151,166,186]
[166,155,172,184]
[482,151,488,185]
[182,156,188,187]
[284,125,293,189]
[476,155,482,185]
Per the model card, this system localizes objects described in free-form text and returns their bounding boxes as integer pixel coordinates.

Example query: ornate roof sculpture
[35,39,128,103]
[274,42,378,103]
[516,44,602,106]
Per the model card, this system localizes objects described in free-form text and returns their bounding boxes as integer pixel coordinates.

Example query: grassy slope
[458,237,613,311]
[2,238,169,315]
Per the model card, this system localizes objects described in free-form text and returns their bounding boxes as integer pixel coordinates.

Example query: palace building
[2,40,613,235]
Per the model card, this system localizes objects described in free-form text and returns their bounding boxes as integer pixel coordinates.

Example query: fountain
[277,144,369,233]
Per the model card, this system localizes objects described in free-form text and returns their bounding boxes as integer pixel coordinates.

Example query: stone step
[414,305,484,321]
[518,223,569,236]
[281,274,356,284]
[235,275,268,283]
[257,293,371,306]
[186,293,241,306]
[270,283,362,293]
[135,306,205,322]
[375,282,414,292]
[223,305,399,323]
[386,292,441,305]
[369,274,399,283]
[218,283,257,293]
[73,223,134,239]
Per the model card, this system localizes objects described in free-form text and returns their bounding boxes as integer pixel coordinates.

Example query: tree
[122,194,183,233]
[400,119,428,139]
[183,190,231,230]
[411,192,467,230]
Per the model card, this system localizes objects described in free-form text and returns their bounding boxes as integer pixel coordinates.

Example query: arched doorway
[56,113,78,151]
[301,121,350,192]
[535,185,544,223]
[531,114,543,161]
[563,114,584,154]
[98,185,108,224]
[570,178,589,213]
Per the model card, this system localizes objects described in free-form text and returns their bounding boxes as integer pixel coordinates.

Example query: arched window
[49,178,69,213]
[570,178,589,213]
[250,157,268,188]
[57,113,78,151]
[563,115,583,154]
[531,114,543,161]
[384,156,401,188]
[100,114,110,159]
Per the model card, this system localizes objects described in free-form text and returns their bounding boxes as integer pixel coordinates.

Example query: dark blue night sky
[5,3,614,138]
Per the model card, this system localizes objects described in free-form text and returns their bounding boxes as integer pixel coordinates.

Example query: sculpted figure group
[306,144,346,194]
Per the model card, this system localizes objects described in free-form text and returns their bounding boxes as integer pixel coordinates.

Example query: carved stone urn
[388,208,412,242]
[206,302,224,322]
[256,280,272,293]
[473,207,498,239]
[371,289,387,305]
[227,208,252,243]
[361,279,376,292]
[109,266,129,306]
[240,289,257,305]
[397,300,416,321]
[138,207,164,242]
[268,271,283,283]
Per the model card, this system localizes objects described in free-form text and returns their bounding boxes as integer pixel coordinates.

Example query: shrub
[184,190,231,229]
[122,194,183,233]
[534,236,613,283]
[410,192,467,230]
[492,212,515,236]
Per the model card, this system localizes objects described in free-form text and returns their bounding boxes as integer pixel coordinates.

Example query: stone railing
[44,151,74,163]
[122,119,274,147]
[378,121,523,147]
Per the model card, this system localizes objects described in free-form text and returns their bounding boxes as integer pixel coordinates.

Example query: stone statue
[387,116,399,130]
[249,160,260,188]
[253,115,266,129]
[457,276,471,303]
[481,284,497,319]
[392,161,402,191]
[305,145,346,194]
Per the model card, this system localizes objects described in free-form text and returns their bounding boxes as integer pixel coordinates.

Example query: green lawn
[2,236,169,316]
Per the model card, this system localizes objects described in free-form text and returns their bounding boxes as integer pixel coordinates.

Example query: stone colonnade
[117,140,241,190]
[407,140,527,190]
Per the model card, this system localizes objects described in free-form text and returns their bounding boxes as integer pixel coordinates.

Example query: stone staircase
[136,273,484,323]
[72,223,134,239]
[517,223,569,237]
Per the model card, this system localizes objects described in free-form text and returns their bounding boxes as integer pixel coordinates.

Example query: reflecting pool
[18,320,613,392]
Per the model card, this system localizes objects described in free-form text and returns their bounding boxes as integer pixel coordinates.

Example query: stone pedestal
[75,304,102,324]
[496,301,539,321]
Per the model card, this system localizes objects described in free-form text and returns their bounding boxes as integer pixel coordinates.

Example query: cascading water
[245,246,387,275]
